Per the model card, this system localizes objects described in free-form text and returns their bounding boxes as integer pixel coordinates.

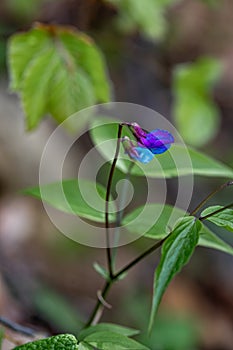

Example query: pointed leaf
[93,262,110,281]
[149,217,201,332]
[199,224,233,256]
[201,205,233,232]
[78,323,139,342]
[83,331,149,350]
[23,179,116,223]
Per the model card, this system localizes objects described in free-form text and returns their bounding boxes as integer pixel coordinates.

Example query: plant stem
[199,201,233,221]
[84,280,112,327]
[112,162,135,266]
[114,237,166,279]
[105,123,124,278]
[190,180,233,216]
[84,235,166,328]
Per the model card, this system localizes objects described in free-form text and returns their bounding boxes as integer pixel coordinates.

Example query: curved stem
[190,180,233,216]
[105,124,124,278]
[0,316,36,337]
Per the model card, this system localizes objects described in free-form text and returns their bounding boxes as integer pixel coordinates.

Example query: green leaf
[23,179,116,223]
[90,117,233,178]
[22,48,58,129]
[123,204,187,239]
[201,205,233,232]
[199,224,233,256]
[93,262,110,281]
[78,323,139,342]
[149,217,201,332]
[8,24,111,129]
[13,334,78,350]
[83,331,149,350]
[173,57,222,147]
[106,0,178,41]
[8,27,50,91]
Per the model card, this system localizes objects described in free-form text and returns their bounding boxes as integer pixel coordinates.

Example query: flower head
[130,123,174,154]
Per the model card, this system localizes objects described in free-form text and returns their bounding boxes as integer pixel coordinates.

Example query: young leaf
[90,117,233,178]
[199,224,233,256]
[83,331,149,350]
[123,204,187,239]
[149,217,201,332]
[23,179,116,223]
[201,205,233,232]
[8,24,111,129]
[93,262,110,281]
[78,323,139,342]
[173,57,222,147]
[13,334,78,349]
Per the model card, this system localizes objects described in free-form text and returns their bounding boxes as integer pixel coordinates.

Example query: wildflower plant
[2,22,233,350]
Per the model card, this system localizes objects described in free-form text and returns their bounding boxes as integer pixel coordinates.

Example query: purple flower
[130,123,174,154]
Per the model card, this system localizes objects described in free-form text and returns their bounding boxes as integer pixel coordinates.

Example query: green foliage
[123,204,187,239]
[23,179,116,223]
[34,287,83,333]
[201,205,233,232]
[77,323,139,341]
[149,217,201,331]
[79,331,149,350]
[90,117,233,178]
[199,224,233,256]
[13,334,78,349]
[8,23,110,129]
[106,0,178,41]
[173,57,222,147]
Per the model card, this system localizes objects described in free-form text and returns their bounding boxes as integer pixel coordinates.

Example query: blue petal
[131,147,154,164]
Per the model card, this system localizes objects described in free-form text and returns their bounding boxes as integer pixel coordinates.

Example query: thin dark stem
[199,201,233,221]
[112,161,135,265]
[105,124,124,278]
[114,236,167,279]
[0,316,36,337]
[190,180,233,216]
[84,280,112,328]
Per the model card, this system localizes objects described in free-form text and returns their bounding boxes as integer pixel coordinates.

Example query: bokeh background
[0,1,233,349]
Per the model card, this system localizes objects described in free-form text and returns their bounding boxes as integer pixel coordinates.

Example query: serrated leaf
[59,31,111,102]
[78,323,139,342]
[90,117,233,178]
[23,179,116,223]
[13,334,78,350]
[201,205,233,232]
[48,61,95,123]
[8,28,50,90]
[22,48,58,129]
[173,57,222,147]
[93,262,109,281]
[123,204,187,239]
[83,331,149,350]
[199,224,233,256]
[8,24,111,129]
[149,217,201,332]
